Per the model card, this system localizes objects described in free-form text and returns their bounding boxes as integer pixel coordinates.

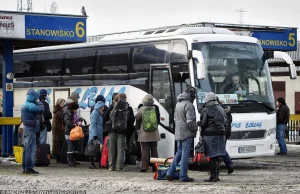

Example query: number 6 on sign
[76,22,85,38]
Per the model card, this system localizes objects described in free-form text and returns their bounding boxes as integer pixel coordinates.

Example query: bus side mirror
[192,50,205,80]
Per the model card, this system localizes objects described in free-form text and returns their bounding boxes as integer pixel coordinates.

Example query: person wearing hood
[21,89,44,174]
[166,86,198,182]
[90,95,107,114]
[52,98,65,163]
[216,97,234,175]
[135,94,160,172]
[88,101,105,169]
[66,91,82,124]
[200,92,227,182]
[39,89,52,144]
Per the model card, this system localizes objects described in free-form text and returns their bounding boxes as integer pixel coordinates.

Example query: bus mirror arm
[273,51,297,80]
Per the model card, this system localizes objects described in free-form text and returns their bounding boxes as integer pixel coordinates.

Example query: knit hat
[71,91,80,100]
[142,94,154,106]
[118,93,127,101]
[205,92,217,102]
[39,89,47,96]
[95,95,105,103]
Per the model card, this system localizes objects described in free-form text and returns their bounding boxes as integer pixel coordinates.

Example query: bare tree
[49,1,58,13]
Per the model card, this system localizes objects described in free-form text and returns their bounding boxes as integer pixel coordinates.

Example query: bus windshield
[192,42,275,113]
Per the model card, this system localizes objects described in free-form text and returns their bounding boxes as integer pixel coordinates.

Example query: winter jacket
[174,92,198,141]
[52,105,65,155]
[21,90,44,133]
[200,101,227,136]
[40,98,52,131]
[135,104,160,142]
[89,101,105,145]
[63,109,76,136]
[52,105,65,141]
[277,104,290,125]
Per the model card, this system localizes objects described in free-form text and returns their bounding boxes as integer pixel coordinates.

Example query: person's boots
[56,154,61,164]
[68,154,76,167]
[204,159,218,182]
[216,158,221,181]
[89,157,97,169]
[72,154,80,165]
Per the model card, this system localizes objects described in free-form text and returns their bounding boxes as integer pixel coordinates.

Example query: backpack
[142,106,158,131]
[110,100,129,133]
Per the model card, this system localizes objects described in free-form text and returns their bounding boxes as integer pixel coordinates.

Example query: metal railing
[286,114,300,143]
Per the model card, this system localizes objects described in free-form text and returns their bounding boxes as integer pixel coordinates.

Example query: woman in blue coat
[89,101,105,169]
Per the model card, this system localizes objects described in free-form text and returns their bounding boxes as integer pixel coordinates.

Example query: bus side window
[131,42,171,93]
[95,47,129,74]
[64,49,96,75]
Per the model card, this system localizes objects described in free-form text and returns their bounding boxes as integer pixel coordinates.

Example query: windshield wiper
[239,100,276,112]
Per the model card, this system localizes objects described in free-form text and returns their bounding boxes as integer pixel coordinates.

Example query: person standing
[63,98,79,167]
[276,97,290,155]
[52,98,65,163]
[135,94,160,172]
[166,86,198,182]
[200,92,227,182]
[39,89,52,144]
[107,93,135,171]
[21,89,44,174]
[88,101,105,169]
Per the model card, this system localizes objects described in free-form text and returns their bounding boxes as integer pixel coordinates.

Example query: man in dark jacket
[276,97,290,155]
[167,86,198,182]
[21,89,44,174]
[39,89,52,144]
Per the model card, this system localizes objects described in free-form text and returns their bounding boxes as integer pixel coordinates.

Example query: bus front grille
[228,130,266,140]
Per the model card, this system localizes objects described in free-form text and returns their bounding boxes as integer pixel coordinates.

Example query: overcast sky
[1,0,300,38]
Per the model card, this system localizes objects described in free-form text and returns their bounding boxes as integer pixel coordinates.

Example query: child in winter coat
[88,101,105,169]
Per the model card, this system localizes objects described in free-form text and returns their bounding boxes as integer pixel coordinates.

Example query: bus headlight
[267,128,276,136]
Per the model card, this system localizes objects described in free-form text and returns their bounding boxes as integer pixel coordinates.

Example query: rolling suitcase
[101,136,109,168]
[35,144,51,167]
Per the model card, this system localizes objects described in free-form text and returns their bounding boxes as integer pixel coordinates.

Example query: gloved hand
[197,121,201,126]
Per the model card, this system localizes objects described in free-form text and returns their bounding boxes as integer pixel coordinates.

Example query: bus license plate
[238,146,256,153]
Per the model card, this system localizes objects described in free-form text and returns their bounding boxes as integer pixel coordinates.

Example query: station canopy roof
[0,10,87,50]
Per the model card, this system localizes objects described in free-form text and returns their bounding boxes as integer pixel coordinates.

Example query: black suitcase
[35,144,51,167]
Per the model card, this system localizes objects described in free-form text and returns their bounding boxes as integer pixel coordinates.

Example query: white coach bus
[5,24,297,159]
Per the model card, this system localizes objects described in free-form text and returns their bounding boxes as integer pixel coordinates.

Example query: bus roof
[13,26,258,54]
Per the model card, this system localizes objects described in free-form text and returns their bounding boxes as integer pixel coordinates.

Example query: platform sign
[25,15,86,42]
[251,29,297,51]
[0,12,86,43]
[0,14,25,39]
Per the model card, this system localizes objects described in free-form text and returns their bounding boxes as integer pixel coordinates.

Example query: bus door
[150,64,176,158]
